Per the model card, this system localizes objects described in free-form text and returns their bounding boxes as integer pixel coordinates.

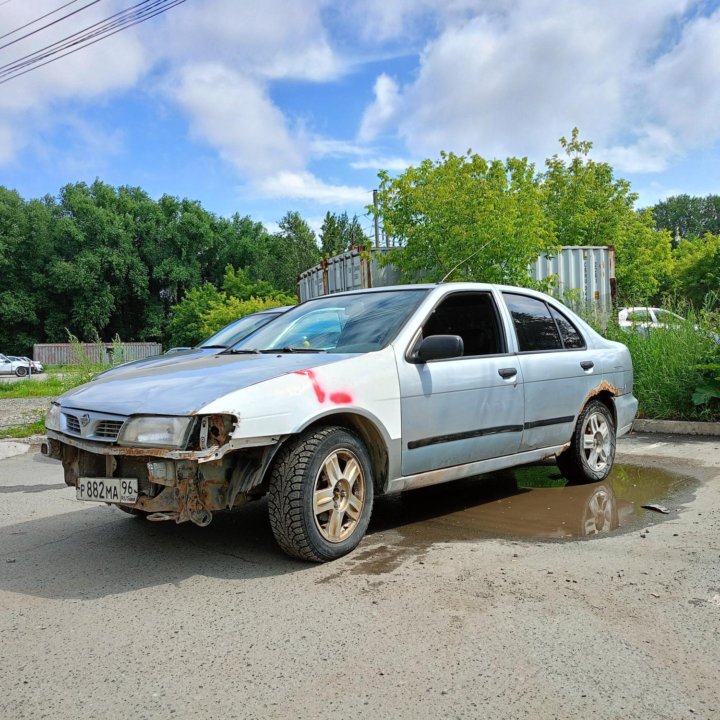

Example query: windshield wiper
[199,345,228,349]
[225,348,260,354]
[258,347,327,354]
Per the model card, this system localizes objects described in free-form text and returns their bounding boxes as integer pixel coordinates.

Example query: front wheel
[15,366,28,377]
[268,426,374,562]
[557,400,616,484]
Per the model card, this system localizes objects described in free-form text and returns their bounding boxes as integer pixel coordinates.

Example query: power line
[0,0,186,85]
[0,0,103,51]
[0,1,88,43]
[1,0,171,74]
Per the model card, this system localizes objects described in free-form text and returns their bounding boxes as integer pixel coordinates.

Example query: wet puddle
[322,464,694,578]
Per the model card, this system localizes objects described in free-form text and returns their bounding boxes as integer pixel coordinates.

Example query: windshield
[232,289,428,353]
[199,311,284,348]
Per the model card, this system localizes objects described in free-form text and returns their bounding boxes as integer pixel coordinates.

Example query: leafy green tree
[0,188,53,353]
[542,129,673,303]
[320,212,344,257]
[199,296,291,339]
[166,283,224,348]
[672,233,720,308]
[221,266,295,303]
[373,151,555,284]
[652,194,720,241]
[319,212,371,257]
[254,211,320,293]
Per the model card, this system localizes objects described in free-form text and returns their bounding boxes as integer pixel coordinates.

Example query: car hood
[94,348,215,378]
[60,352,348,416]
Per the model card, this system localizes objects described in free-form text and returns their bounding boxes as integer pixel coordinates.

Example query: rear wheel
[557,400,616,484]
[268,426,374,562]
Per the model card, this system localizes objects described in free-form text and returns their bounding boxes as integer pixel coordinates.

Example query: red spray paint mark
[294,369,325,402]
[294,370,353,405]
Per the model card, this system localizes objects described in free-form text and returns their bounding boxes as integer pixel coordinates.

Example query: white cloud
[309,139,366,158]
[350,156,415,171]
[256,171,370,204]
[356,0,717,175]
[358,74,401,142]
[0,124,17,165]
[0,2,148,113]
[174,63,304,177]
[602,126,679,173]
[644,9,720,146]
[161,0,343,81]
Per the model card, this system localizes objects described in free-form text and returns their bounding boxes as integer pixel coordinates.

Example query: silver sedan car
[44,284,637,562]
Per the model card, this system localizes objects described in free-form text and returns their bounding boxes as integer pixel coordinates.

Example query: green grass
[602,309,720,421]
[0,416,46,439]
[44,364,106,375]
[0,370,96,399]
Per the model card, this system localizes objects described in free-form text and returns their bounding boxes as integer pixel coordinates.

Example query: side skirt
[391,444,567,493]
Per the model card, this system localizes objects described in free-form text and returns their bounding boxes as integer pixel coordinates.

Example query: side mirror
[413,334,464,363]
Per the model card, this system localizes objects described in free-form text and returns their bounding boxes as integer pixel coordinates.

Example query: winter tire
[557,400,616,484]
[267,425,374,562]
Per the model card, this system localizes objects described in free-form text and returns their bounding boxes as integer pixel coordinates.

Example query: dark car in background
[96,306,292,379]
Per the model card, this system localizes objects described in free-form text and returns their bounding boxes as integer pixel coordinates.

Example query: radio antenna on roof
[439,239,494,283]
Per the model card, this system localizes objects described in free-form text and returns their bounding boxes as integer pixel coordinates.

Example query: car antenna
[439,239,494,283]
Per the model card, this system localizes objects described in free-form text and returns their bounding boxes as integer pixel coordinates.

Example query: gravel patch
[0,398,54,429]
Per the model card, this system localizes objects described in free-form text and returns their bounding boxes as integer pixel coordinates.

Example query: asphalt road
[1,434,719,720]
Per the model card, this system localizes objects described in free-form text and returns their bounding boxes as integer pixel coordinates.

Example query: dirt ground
[0,432,718,720]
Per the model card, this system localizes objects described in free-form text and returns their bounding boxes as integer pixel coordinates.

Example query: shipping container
[298,246,616,313]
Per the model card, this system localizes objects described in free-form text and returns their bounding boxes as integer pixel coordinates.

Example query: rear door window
[503,293,562,352]
[549,306,585,349]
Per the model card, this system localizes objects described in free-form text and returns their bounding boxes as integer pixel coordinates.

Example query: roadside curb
[633,419,720,437]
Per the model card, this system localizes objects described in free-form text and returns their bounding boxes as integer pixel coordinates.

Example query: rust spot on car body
[583,380,620,406]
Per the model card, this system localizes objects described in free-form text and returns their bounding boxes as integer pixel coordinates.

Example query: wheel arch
[590,390,618,429]
[291,410,390,495]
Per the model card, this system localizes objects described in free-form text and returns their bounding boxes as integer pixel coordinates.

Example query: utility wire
[0,0,103,52]
[0,1,87,43]
[0,0,186,85]
[1,0,171,74]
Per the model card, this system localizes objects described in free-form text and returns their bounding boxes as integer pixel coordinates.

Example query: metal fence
[34,342,163,366]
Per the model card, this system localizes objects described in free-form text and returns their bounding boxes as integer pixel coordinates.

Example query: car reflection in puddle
[370,464,691,544]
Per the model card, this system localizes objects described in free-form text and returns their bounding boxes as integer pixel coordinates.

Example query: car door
[0,354,12,375]
[502,292,599,451]
[398,291,524,476]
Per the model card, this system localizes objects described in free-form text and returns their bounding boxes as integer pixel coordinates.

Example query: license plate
[76,477,138,504]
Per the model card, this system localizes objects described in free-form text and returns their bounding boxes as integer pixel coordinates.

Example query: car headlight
[45,402,61,431]
[118,416,193,448]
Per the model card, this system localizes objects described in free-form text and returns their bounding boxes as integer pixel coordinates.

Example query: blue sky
[1,0,719,237]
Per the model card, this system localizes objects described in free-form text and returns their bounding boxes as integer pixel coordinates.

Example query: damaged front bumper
[43,429,283,526]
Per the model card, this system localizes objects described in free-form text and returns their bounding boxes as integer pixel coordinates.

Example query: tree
[652,194,720,241]
[373,151,556,285]
[254,211,320,293]
[542,129,673,303]
[320,212,344,257]
[672,233,720,308]
[166,283,224,348]
[319,212,371,257]
[199,296,290,339]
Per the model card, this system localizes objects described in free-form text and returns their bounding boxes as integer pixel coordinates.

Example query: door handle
[498,367,517,379]
[580,361,594,371]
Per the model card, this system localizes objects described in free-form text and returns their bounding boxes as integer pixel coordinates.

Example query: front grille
[60,409,127,442]
[64,414,81,434]
[94,420,124,440]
